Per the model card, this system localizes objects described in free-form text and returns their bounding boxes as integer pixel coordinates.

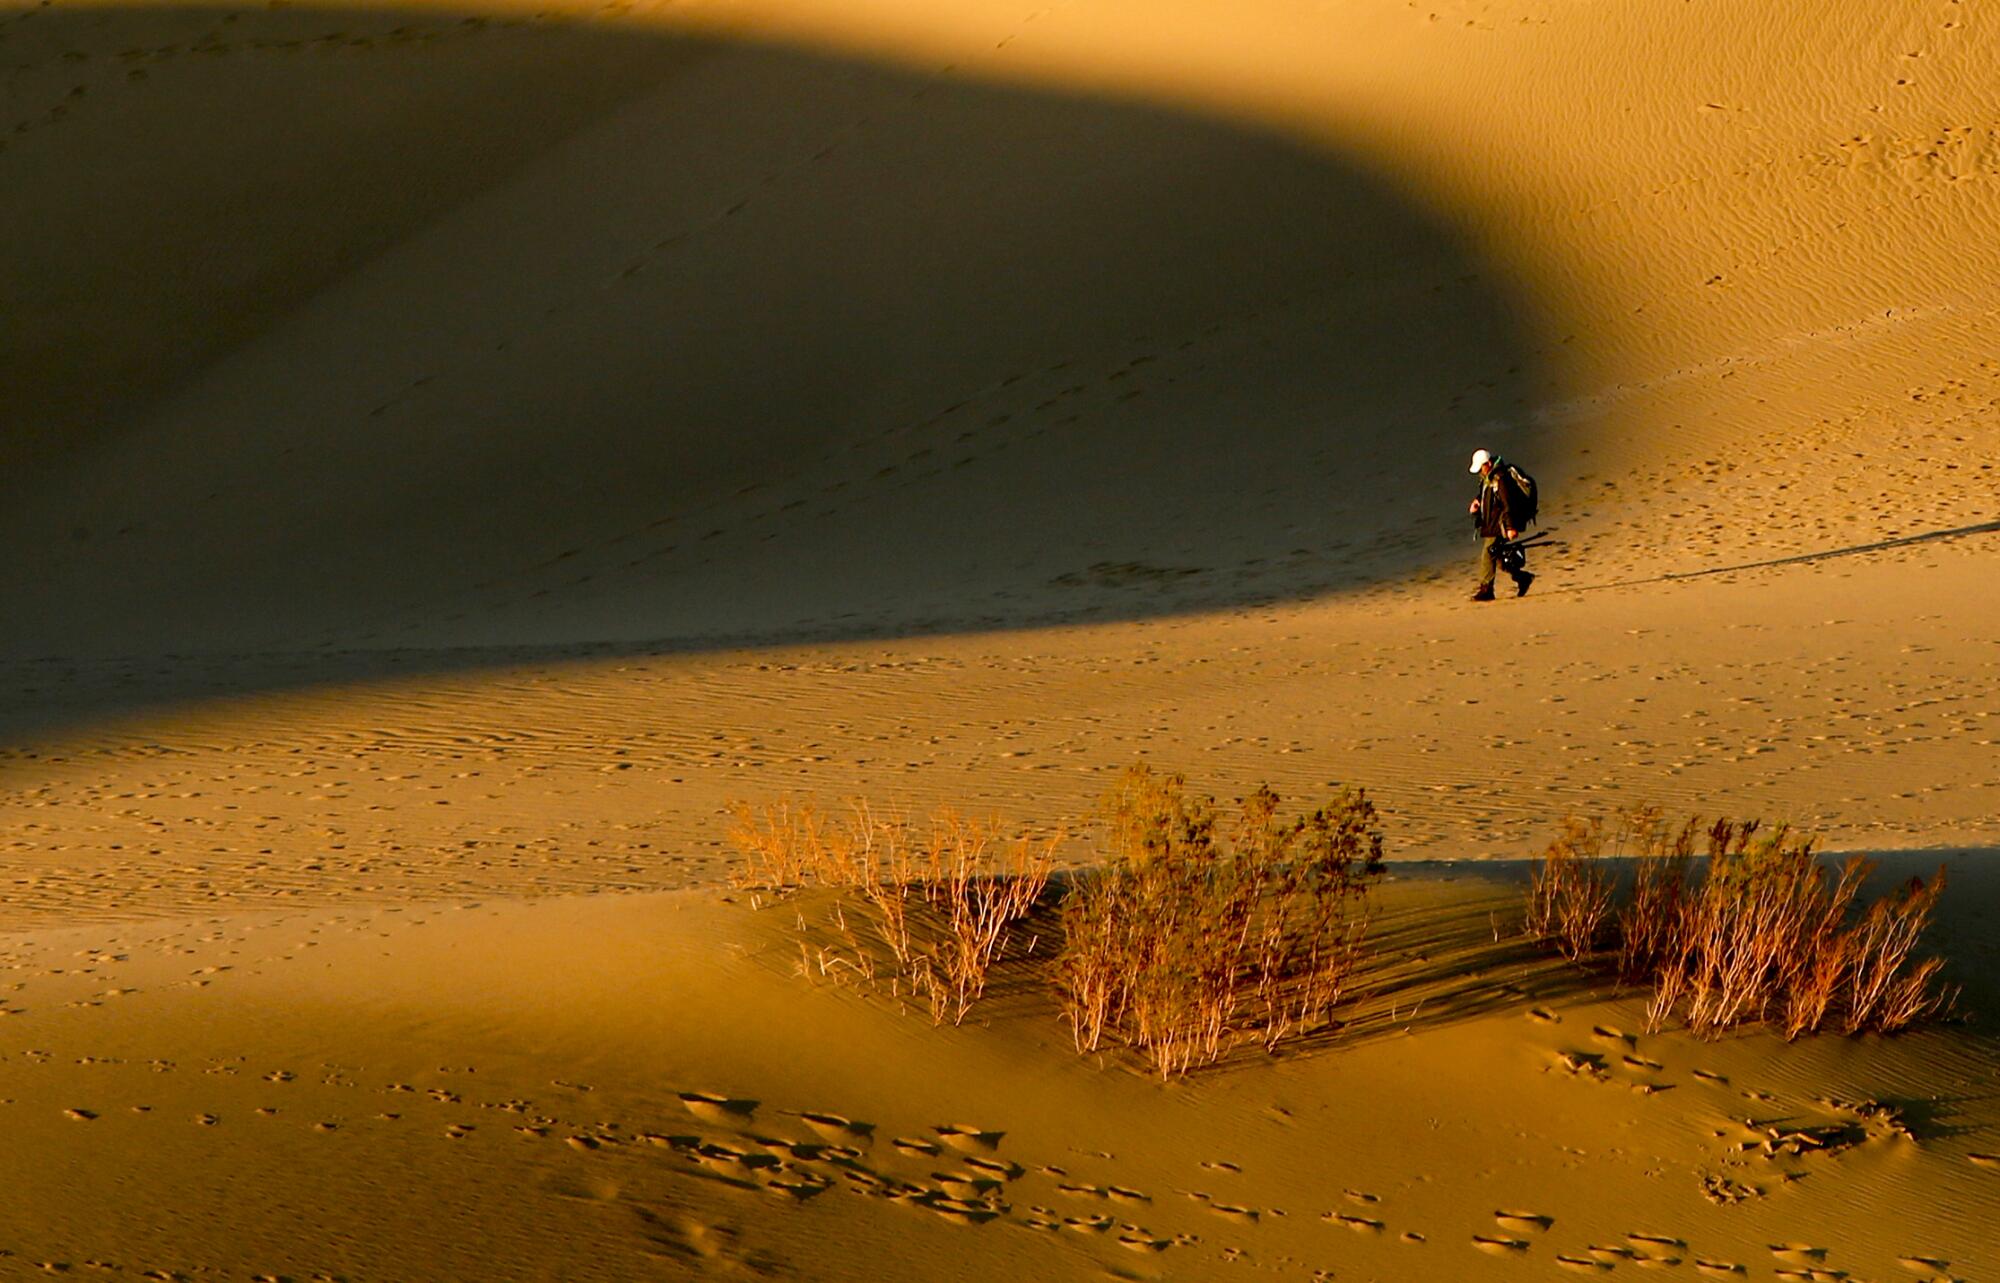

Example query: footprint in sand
[1400,1231,1426,1245]
[1628,1233,1685,1250]
[1695,1261,1747,1277]
[1592,1025,1637,1047]
[678,1091,756,1126]
[62,1107,96,1121]
[1495,1210,1553,1233]
[1105,1186,1150,1205]
[1898,1255,1951,1274]
[1627,1233,1685,1264]
[807,1143,865,1163]
[1528,1006,1561,1024]
[1324,1213,1383,1234]
[1557,1255,1613,1272]
[931,1172,1002,1201]
[1472,1235,1529,1255]
[1769,1243,1827,1266]
[821,1162,883,1194]
[963,1156,1022,1180]
[1967,1152,2000,1170]
[1692,1068,1729,1084]
[1208,1204,1260,1225]
[797,1112,873,1144]
[892,1137,940,1157]
[933,1123,1001,1153]
[693,1142,776,1173]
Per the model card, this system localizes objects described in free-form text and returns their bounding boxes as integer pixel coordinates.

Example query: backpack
[1499,460,1539,529]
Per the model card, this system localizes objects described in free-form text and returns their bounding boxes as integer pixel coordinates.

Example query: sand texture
[2,0,1998,1276]
[3,866,1996,1280]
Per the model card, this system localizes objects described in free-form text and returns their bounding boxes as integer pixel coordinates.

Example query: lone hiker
[1467,448,1535,601]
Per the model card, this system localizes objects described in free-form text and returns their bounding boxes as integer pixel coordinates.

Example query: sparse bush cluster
[1058,766,1383,1077]
[1526,808,1952,1038]
[728,801,1054,1026]
[729,766,1384,1077]
[730,780,1955,1076]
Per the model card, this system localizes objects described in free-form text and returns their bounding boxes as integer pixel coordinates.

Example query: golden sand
[2,0,1996,1276]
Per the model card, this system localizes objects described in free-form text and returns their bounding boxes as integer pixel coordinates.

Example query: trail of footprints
[615,1088,1973,1281]
[1528,1008,1974,1281]
[1,10,596,155]
[19,1019,1981,1279]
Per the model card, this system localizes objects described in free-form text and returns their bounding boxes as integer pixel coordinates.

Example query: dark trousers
[1478,536,1526,590]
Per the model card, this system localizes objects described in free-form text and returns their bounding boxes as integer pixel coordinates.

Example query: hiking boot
[1470,585,1496,602]
[1513,572,1535,598]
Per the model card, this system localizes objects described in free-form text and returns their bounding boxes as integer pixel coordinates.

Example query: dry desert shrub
[1613,814,1704,981]
[1650,827,1865,1037]
[1525,810,1952,1039]
[728,800,1055,1025]
[1838,868,1948,1034]
[1056,765,1384,1078]
[1524,813,1624,960]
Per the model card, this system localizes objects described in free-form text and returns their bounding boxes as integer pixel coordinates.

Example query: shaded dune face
[1,9,1544,663]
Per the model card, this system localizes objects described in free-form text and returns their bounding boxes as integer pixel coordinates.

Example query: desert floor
[2,0,1997,1277]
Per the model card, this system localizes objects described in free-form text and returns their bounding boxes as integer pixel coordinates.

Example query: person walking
[1467,447,1534,601]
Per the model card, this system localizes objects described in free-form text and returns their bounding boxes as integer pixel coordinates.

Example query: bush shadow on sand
[964,851,1998,1074]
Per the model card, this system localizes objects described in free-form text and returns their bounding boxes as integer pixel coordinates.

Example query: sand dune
[2,0,1998,1277]
[3,862,1994,1279]
[9,0,1993,669]
[3,9,1540,659]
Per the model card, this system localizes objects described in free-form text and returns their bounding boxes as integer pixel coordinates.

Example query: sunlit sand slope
[3,557,1995,929]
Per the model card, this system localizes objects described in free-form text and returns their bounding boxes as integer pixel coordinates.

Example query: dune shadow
[0,5,1552,738]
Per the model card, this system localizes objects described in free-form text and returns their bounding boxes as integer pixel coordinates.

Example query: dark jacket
[1474,462,1523,539]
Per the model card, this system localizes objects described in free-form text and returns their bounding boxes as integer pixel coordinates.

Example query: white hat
[1469,448,1491,473]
